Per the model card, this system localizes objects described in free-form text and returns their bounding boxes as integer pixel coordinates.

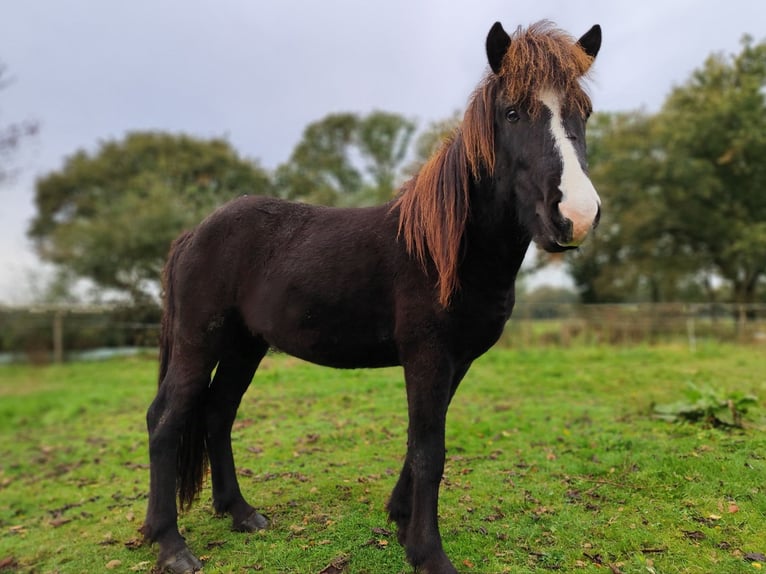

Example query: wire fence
[0,304,160,364]
[505,302,766,350]
[1,302,764,364]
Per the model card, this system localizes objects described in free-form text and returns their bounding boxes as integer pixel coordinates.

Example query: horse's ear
[577,24,602,60]
[486,22,511,74]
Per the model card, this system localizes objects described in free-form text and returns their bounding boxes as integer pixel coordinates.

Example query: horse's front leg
[392,355,461,574]
[388,362,470,548]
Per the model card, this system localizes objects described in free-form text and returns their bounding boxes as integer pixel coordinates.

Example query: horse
[141,20,602,574]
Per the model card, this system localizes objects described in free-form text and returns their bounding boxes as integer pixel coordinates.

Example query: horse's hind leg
[206,330,269,532]
[142,347,216,574]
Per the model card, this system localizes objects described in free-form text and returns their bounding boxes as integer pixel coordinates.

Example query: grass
[1,343,765,573]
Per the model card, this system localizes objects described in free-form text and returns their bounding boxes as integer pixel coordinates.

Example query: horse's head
[481,21,602,252]
[396,21,603,306]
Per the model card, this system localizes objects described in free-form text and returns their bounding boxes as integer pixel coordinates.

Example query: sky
[0,0,764,303]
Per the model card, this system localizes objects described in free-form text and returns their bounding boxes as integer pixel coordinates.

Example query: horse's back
[168,195,406,367]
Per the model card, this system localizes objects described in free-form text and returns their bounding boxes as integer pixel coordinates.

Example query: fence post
[738,304,746,342]
[685,305,696,353]
[53,310,64,364]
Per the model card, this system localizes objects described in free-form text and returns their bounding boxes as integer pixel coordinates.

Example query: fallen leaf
[584,552,603,565]
[0,557,18,570]
[745,553,766,563]
[728,503,740,514]
[304,433,320,444]
[462,559,474,569]
[532,505,553,516]
[105,559,121,569]
[124,537,143,550]
[318,555,349,574]
[99,532,116,546]
[682,530,706,541]
[641,547,667,554]
[50,516,71,528]
[129,561,152,572]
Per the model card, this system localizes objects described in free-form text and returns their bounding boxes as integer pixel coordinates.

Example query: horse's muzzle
[555,204,601,248]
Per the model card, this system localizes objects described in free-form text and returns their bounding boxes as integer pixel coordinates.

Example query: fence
[0,304,160,364]
[0,302,764,364]
[506,302,766,349]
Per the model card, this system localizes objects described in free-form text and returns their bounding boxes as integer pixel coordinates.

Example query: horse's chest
[451,296,514,359]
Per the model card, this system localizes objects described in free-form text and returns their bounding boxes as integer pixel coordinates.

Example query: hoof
[233,510,269,532]
[416,559,458,574]
[160,548,203,574]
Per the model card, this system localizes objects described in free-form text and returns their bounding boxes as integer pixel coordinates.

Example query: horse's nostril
[561,217,574,243]
[593,205,601,229]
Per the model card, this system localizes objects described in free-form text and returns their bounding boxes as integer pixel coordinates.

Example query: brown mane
[394,21,594,307]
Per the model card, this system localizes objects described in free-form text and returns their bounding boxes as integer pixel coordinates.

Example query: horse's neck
[452,192,530,314]
[462,178,532,288]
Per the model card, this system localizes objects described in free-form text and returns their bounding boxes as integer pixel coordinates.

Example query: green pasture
[1,344,764,573]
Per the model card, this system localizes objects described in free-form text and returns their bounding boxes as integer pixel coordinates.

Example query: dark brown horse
[141,21,602,574]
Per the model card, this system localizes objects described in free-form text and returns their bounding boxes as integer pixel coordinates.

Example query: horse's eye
[585,108,593,120]
[505,108,520,123]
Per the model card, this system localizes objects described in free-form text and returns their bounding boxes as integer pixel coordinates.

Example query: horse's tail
[158,230,209,511]
[158,231,193,386]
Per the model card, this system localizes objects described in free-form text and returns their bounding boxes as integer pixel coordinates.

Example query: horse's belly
[244,293,399,369]
[268,327,400,369]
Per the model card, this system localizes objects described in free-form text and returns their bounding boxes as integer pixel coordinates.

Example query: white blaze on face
[539,88,601,246]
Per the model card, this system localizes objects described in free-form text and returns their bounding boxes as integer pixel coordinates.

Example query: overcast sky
[1,1,764,303]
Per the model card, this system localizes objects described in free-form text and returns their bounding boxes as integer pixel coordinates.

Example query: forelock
[497,21,594,117]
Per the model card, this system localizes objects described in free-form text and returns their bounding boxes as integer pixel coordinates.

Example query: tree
[275,111,416,206]
[567,111,696,302]
[275,113,361,205]
[356,111,416,203]
[568,36,766,305]
[401,111,461,179]
[0,63,38,185]
[29,132,273,302]
[657,35,766,306]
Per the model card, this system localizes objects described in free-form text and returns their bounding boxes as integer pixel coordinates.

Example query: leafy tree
[657,35,766,305]
[276,111,415,206]
[567,111,696,302]
[275,113,361,205]
[0,63,38,185]
[569,36,766,305]
[401,111,461,179]
[29,132,273,302]
[356,110,416,203]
